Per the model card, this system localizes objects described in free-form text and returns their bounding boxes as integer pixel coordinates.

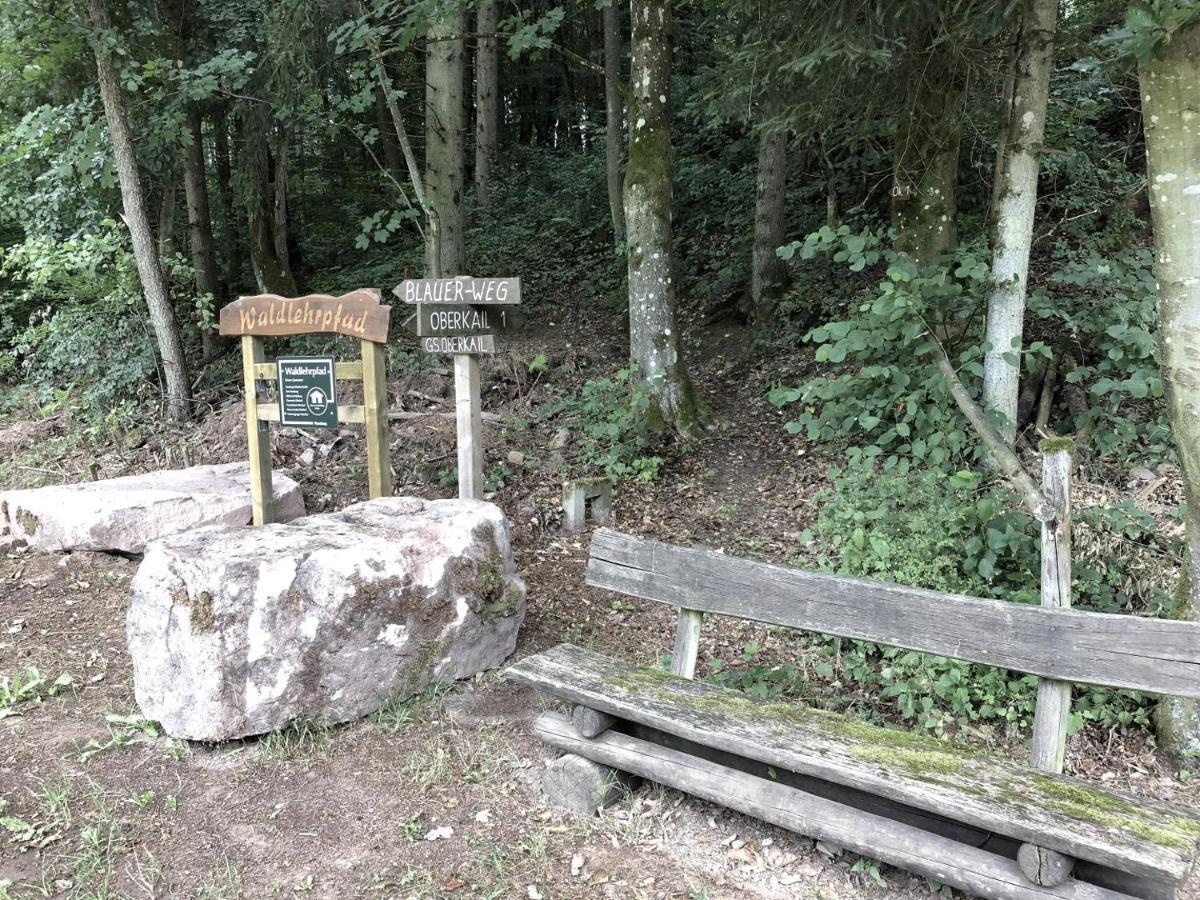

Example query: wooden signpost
[394,276,522,500]
[219,289,393,524]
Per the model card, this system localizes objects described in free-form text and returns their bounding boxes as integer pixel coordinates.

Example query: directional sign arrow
[393,276,521,306]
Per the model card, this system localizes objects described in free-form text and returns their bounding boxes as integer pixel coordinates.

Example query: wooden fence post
[241,335,273,526]
[455,354,484,500]
[1020,437,1075,885]
[671,609,703,678]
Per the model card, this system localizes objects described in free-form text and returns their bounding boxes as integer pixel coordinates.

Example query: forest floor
[1,308,1197,900]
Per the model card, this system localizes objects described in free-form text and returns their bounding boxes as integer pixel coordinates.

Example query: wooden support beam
[241,336,273,526]
[585,529,1200,698]
[572,704,617,738]
[533,712,1139,900]
[360,339,392,499]
[671,609,702,678]
[1022,441,1076,886]
[256,403,366,424]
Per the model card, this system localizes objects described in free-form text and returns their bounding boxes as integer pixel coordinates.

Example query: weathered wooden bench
[507,528,1200,900]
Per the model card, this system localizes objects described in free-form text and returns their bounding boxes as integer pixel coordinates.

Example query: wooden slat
[256,403,366,424]
[671,609,702,678]
[585,529,1200,698]
[535,712,1139,900]
[252,361,363,381]
[506,645,1200,883]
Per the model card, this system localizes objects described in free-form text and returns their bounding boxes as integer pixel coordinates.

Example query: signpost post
[394,276,521,500]
[219,289,393,524]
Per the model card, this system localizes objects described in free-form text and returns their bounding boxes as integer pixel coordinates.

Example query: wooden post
[1021,438,1075,885]
[241,335,273,525]
[455,353,484,499]
[671,609,703,678]
[360,339,392,499]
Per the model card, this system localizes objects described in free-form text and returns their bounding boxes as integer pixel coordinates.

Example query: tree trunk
[88,0,191,420]
[604,0,625,245]
[426,3,466,276]
[183,107,222,361]
[239,105,296,295]
[747,97,789,324]
[981,0,1058,445]
[1142,22,1200,757]
[158,180,176,261]
[273,129,291,279]
[625,0,704,436]
[213,103,239,293]
[475,0,500,213]
[891,35,966,266]
[375,86,406,192]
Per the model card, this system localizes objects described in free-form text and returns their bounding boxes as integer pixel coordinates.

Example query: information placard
[277,356,338,429]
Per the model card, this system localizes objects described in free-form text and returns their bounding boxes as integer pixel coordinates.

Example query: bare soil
[1,311,1196,900]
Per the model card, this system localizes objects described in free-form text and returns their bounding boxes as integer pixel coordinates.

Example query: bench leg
[1018,844,1075,887]
[542,753,630,816]
[572,704,617,738]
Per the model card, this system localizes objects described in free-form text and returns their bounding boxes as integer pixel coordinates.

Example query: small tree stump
[542,753,630,815]
[562,479,614,531]
[1017,843,1075,887]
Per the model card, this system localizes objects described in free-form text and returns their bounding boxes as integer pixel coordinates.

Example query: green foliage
[542,365,666,482]
[1103,1,1200,63]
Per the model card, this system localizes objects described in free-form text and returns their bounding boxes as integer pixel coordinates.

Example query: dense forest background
[1,0,1199,752]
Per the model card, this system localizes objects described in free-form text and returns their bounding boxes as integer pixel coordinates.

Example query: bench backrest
[585,528,1200,699]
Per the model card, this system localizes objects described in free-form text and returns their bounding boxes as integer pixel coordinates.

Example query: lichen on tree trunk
[624,0,703,436]
[982,0,1058,444]
[1141,22,1200,757]
[891,34,965,266]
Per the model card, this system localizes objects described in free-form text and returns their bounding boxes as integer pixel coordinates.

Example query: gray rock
[549,428,570,451]
[0,463,304,554]
[127,497,526,741]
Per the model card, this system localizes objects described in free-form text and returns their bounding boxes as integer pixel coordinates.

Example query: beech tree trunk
[982,0,1058,444]
[604,0,625,245]
[748,97,789,324]
[375,86,405,191]
[239,105,296,295]
[88,0,192,420]
[625,0,703,436]
[426,3,466,276]
[158,180,176,261]
[891,35,966,266]
[183,108,221,361]
[475,0,499,213]
[1142,22,1200,757]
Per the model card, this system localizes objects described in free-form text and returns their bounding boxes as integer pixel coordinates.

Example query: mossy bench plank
[506,644,1200,884]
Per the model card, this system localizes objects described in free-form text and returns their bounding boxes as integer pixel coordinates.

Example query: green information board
[277,356,338,429]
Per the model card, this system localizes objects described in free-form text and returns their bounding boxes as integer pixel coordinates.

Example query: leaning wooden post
[241,335,273,526]
[671,610,703,678]
[1019,437,1075,886]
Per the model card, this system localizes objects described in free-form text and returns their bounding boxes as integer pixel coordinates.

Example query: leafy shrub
[542,365,665,482]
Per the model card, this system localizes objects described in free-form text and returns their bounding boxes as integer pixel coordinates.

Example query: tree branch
[929,339,1053,522]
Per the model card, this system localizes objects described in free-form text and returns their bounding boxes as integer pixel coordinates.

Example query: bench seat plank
[585,529,1200,698]
[536,712,1139,900]
[507,644,1200,884]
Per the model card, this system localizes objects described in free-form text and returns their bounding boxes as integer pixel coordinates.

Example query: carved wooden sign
[393,277,521,306]
[219,289,391,343]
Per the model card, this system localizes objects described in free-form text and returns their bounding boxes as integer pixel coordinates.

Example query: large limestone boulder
[0,463,304,554]
[127,497,526,741]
